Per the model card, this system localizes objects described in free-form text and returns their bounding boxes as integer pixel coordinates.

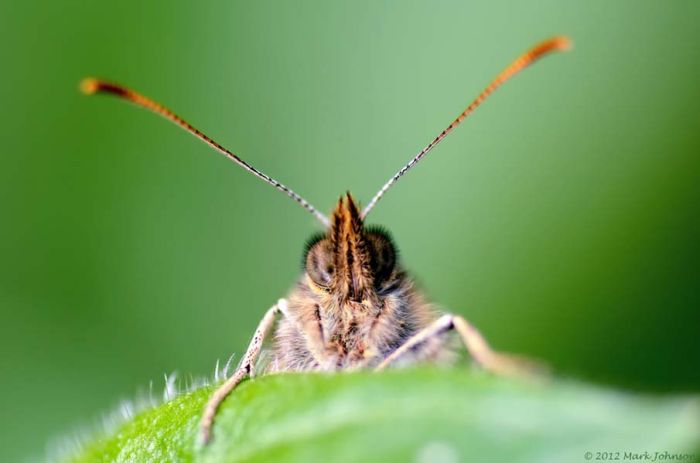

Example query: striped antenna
[80,79,330,227]
[361,36,572,218]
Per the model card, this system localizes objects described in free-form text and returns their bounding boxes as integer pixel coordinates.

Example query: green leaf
[64,369,699,463]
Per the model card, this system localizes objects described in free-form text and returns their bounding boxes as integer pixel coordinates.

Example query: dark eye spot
[365,226,397,286]
[302,232,326,265]
[304,236,333,289]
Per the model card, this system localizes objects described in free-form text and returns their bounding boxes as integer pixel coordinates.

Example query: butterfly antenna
[361,36,572,218]
[80,79,330,227]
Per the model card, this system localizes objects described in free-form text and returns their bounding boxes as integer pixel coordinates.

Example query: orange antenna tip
[559,36,573,51]
[80,78,100,95]
[361,35,572,218]
[548,35,573,52]
[78,77,330,226]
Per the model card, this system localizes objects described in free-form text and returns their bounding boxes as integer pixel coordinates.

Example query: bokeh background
[1,1,699,461]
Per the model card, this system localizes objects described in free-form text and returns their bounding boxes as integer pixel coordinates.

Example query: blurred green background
[1,1,699,461]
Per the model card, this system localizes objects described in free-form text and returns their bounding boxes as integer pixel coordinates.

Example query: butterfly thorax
[267,194,437,372]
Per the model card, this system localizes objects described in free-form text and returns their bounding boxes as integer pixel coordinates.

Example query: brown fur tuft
[269,193,445,372]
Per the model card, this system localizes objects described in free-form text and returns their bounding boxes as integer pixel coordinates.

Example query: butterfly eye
[365,227,397,286]
[304,237,334,289]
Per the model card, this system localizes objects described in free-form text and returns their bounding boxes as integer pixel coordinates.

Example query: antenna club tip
[79,78,100,95]
[552,36,573,52]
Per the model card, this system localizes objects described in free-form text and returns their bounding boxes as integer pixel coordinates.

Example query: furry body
[269,272,439,372]
[268,194,446,372]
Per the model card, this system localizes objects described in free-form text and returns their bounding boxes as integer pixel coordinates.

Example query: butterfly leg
[375,313,541,377]
[199,299,286,444]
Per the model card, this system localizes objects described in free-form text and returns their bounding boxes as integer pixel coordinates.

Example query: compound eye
[304,238,334,289]
[365,228,396,286]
